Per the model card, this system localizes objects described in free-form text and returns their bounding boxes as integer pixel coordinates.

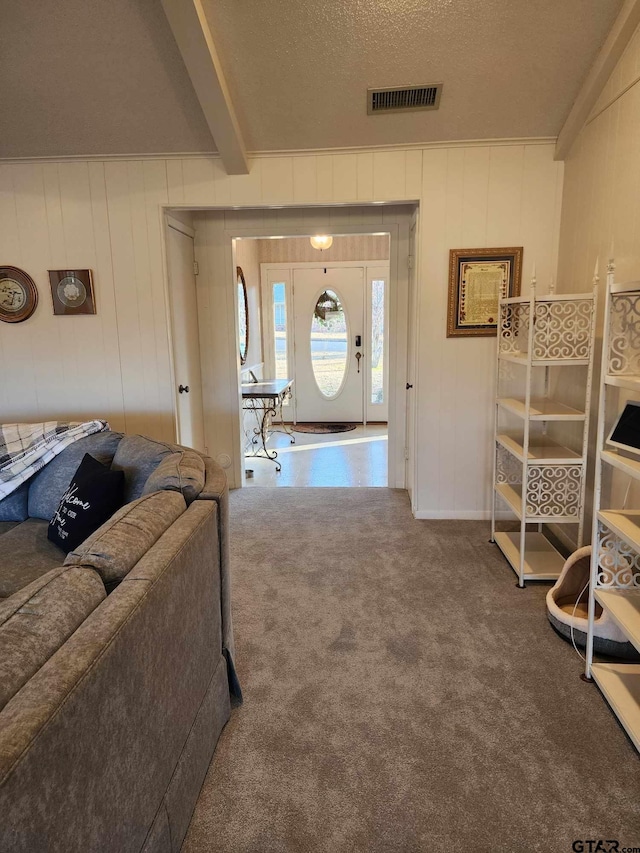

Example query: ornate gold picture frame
[447,247,523,338]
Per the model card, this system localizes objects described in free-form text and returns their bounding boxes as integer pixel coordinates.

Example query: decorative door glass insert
[273,282,288,382]
[310,289,348,398]
[371,279,385,404]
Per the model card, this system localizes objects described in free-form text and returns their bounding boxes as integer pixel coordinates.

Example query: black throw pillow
[48,453,125,553]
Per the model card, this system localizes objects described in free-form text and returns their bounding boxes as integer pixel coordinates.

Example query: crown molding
[246,137,557,158]
[0,136,557,167]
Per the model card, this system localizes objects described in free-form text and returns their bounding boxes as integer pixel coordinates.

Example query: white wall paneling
[415,144,564,518]
[556,18,640,534]
[0,141,561,516]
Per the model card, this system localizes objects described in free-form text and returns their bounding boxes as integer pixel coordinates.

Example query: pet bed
[546,545,639,659]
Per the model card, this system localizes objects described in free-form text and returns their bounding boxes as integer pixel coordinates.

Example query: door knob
[355,352,362,373]
[406,383,413,389]
[178,384,190,394]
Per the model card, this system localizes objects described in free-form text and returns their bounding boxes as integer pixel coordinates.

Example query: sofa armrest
[196,458,240,701]
[199,457,227,503]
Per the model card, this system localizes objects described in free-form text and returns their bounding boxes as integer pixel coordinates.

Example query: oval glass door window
[310,289,348,398]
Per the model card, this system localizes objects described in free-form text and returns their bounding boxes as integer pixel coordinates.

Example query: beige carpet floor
[182,488,640,853]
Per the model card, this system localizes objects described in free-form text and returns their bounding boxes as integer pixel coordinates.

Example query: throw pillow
[47,454,124,553]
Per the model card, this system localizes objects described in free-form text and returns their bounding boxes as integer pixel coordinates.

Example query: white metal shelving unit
[490,274,596,587]
[585,266,640,752]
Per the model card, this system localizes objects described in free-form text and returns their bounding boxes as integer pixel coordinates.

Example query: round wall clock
[0,266,38,323]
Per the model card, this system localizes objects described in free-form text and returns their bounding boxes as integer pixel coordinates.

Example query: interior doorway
[163,203,416,491]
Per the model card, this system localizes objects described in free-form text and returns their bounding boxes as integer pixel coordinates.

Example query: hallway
[243,425,388,487]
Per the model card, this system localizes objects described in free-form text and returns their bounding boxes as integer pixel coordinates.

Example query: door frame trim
[160,205,416,492]
[166,215,196,240]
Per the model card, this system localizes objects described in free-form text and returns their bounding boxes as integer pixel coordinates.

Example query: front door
[293,267,365,422]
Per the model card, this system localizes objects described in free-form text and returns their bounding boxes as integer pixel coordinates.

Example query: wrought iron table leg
[244,399,281,471]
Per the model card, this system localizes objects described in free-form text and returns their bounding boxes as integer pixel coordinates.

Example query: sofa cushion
[0,481,29,523]
[48,454,125,553]
[28,431,123,521]
[111,435,174,504]
[142,450,205,505]
[65,490,186,585]
[0,565,105,712]
[0,519,66,598]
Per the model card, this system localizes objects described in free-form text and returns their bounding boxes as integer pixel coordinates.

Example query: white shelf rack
[490,276,596,587]
[585,268,640,751]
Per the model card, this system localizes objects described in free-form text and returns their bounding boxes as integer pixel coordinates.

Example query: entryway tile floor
[242,424,388,487]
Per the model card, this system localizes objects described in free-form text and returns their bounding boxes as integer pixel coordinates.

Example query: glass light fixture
[309,235,333,251]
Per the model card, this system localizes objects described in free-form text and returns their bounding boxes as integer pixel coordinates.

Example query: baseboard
[412,510,509,520]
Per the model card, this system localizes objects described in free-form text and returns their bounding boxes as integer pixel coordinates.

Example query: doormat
[292,423,357,434]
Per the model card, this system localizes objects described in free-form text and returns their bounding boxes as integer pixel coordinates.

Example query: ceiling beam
[160,0,248,174]
[556,0,640,160]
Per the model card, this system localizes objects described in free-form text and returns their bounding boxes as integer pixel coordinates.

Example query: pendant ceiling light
[309,235,333,251]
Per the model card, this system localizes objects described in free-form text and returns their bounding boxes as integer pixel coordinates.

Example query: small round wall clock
[0,266,38,323]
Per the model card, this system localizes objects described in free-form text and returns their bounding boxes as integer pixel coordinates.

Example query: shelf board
[493,531,565,580]
[498,351,528,365]
[594,590,640,654]
[497,434,582,464]
[501,292,594,304]
[497,397,586,421]
[610,281,640,295]
[591,663,640,753]
[597,510,640,553]
[601,449,640,481]
[604,374,640,393]
[494,483,580,522]
[498,352,589,367]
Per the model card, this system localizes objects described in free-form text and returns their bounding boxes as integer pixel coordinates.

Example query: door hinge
[407,255,414,270]
[193,261,199,276]
[404,446,410,460]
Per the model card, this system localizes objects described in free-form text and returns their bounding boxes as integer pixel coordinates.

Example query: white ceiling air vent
[367,84,443,115]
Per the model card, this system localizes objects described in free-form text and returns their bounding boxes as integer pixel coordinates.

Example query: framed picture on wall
[48,269,96,315]
[447,247,523,337]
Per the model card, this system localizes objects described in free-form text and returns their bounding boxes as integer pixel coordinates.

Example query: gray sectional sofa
[0,431,240,853]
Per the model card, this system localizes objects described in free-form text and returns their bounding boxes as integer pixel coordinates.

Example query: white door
[293,267,365,422]
[166,221,206,452]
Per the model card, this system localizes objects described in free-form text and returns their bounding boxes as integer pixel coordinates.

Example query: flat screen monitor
[607,400,640,456]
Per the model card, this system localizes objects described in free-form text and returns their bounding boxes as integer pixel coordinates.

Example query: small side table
[241,379,295,471]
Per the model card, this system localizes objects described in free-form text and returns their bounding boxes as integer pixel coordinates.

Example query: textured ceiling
[0,0,216,158]
[0,0,624,158]
[203,0,623,151]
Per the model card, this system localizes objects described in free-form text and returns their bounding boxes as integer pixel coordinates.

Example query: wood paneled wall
[0,141,562,516]
[256,234,390,264]
[556,21,640,533]
[559,23,640,290]
[418,145,564,517]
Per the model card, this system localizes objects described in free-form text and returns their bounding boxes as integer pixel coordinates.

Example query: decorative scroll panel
[608,293,640,376]
[532,300,592,361]
[525,465,582,518]
[496,444,521,485]
[498,303,530,356]
[596,521,640,589]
